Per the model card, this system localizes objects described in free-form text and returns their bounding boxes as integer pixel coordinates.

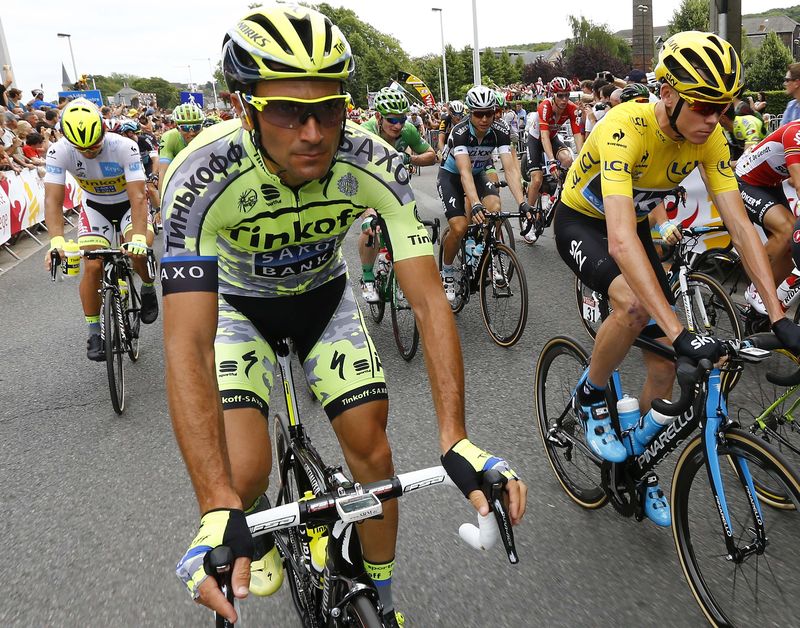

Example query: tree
[565,15,631,65]
[495,50,514,85]
[514,56,525,83]
[747,31,793,92]
[666,0,710,37]
[131,77,180,109]
[480,48,498,85]
[316,3,411,107]
[564,45,629,81]
[522,58,566,84]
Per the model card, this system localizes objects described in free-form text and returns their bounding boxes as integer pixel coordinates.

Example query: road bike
[209,338,518,628]
[518,162,567,241]
[575,226,742,350]
[438,211,530,347]
[365,217,440,361]
[51,247,155,414]
[535,330,800,626]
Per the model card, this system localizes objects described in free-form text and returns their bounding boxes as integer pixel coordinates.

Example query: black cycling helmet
[620,83,650,104]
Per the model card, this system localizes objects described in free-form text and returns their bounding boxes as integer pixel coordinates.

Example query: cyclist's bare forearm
[164,291,242,514]
[715,189,783,322]
[127,180,149,237]
[44,183,66,237]
[456,155,481,208]
[499,153,524,205]
[606,195,682,340]
[394,256,466,451]
[413,147,437,167]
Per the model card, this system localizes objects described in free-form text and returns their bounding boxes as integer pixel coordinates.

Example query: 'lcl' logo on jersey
[666,160,699,183]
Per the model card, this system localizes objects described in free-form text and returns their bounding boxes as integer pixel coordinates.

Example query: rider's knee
[614,292,651,329]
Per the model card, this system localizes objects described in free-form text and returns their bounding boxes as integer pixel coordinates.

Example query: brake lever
[207,545,235,628]
[50,249,61,282]
[484,469,519,565]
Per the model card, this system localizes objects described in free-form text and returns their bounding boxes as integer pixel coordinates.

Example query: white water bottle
[616,396,642,456]
[634,406,673,449]
[377,249,390,275]
[465,237,476,262]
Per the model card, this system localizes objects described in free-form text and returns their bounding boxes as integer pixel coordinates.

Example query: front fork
[702,370,767,562]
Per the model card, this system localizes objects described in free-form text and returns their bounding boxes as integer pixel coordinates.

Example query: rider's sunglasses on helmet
[471,108,495,119]
[384,115,407,125]
[241,93,350,129]
[555,92,570,99]
[177,123,203,133]
[681,97,730,117]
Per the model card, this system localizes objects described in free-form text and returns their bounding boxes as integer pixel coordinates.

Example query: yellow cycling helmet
[221,5,355,91]
[61,98,104,148]
[655,31,743,104]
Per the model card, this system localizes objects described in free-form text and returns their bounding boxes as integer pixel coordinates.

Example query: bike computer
[335,492,382,524]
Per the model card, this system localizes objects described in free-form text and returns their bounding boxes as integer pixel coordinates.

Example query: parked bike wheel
[725,347,800,508]
[343,592,384,628]
[438,227,468,314]
[274,413,327,624]
[671,429,800,627]
[479,243,527,346]
[104,287,125,414]
[389,270,419,361]
[535,336,608,509]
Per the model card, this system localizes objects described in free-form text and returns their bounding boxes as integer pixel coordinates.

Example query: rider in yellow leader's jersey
[554,31,800,527]
[164,7,527,626]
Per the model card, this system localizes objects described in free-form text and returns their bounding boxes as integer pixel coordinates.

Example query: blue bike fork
[703,369,765,548]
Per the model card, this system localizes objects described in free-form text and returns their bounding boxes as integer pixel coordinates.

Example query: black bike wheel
[125,270,141,362]
[104,287,125,414]
[340,593,383,628]
[438,227,468,314]
[274,413,327,625]
[535,336,608,508]
[671,429,800,627]
[479,243,527,346]
[368,283,385,324]
[574,277,611,341]
[495,218,515,251]
[389,270,419,361]
[724,348,800,508]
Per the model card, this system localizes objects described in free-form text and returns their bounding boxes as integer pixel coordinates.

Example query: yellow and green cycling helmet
[172,103,205,125]
[221,5,355,91]
[61,98,104,149]
[374,87,409,116]
[655,31,743,104]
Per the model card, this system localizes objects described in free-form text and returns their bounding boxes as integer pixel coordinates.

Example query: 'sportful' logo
[238,188,257,212]
[612,129,625,143]
[261,184,280,202]
[337,173,358,197]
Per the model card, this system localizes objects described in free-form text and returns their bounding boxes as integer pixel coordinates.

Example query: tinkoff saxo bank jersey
[160,120,432,298]
[561,101,737,221]
[44,134,145,202]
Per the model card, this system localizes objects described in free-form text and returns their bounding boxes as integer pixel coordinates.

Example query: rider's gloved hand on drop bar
[441,438,525,524]
[672,329,725,363]
[176,508,253,619]
[772,318,800,356]
[471,202,486,224]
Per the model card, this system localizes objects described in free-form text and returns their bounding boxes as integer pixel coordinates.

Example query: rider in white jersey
[44,98,158,361]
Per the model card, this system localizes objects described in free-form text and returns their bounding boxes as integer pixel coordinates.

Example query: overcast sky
[3,0,798,99]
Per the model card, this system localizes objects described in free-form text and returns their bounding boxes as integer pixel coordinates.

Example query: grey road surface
[0,164,707,627]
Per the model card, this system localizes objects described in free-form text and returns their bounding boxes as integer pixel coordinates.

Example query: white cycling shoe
[745,282,767,316]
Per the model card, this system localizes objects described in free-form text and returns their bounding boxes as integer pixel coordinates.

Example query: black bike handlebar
[651,357,710,416]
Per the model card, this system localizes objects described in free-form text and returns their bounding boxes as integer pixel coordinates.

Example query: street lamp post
[57,33,78,84]
[431,8,449,103]
[471,0,481,85]
[637,4,649,71]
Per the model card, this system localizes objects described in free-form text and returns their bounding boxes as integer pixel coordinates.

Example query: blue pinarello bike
[535,331,800,626]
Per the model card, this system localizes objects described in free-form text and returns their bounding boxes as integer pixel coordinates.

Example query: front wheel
[535,336,608,508]
[495,218,515,251]
[338,593,383,628]
[125,271,141,362]
[478,243,527,346]
[104,287,125,415]
[368,272,386,324]
[671,429,800,627]
[389,270,419,361]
